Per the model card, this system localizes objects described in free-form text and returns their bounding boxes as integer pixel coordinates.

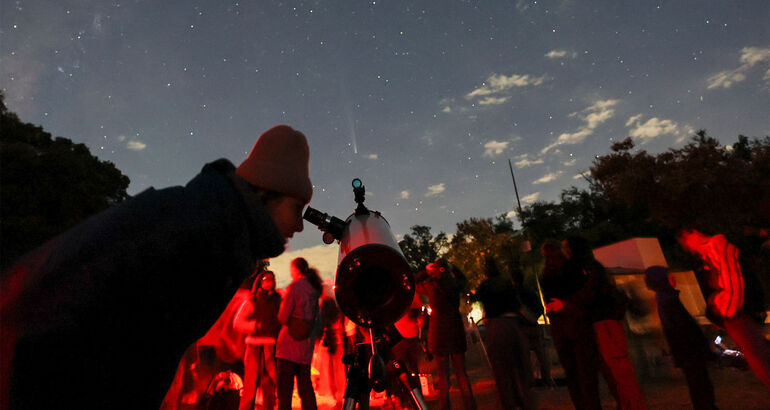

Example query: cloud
[400,190,410,199]
[625,114,643,127]
[707,46,770,89]
[563,158,578,166]
[426,183,446,197]
[483,140,509,157]
[466,73,546,100]
[478,96,510,105]
[521,192,540,204]
[442,106,452,113]
[505,209,518,219]
[366,153,379,160]
[546,50,567,59]
[514,154,544,168]
[573,173,586,180]
[533,171,563,185]
[625,114,693,143]
[541,99,619,154]
[545,49,576,59]
[126,140,147,151]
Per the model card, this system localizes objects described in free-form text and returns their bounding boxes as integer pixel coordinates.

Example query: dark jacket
[250,289,283,339]
[0,159,285,409]
[418,270,467,356]
[475,276,521,319]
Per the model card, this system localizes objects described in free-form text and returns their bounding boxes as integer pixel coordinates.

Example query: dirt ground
[308,333,769,410]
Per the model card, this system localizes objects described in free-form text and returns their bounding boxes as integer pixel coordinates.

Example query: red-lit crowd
[233,227,770,410]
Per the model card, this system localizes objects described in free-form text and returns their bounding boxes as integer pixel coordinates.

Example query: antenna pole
[508,159,523,215]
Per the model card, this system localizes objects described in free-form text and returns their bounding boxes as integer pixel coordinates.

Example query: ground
[302,332,769,410]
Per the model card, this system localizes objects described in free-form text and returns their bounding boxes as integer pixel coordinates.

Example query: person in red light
[234,270,282,410]
[275,257,322,410]
[562,236,648,410]
[0,125,313,409]
[417,258,477,410]
[677,228,770,389]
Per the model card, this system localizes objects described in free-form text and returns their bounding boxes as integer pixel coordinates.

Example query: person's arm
[277,285,296,325]
[233,298,256,334]
[707,236,745,318]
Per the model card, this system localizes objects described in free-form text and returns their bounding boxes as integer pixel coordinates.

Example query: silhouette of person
[0,125,313,409]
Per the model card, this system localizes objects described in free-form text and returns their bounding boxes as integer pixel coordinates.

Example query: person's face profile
[264,196,306,240]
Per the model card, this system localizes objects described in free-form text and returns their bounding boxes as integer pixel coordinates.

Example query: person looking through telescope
[417,258,477,410]
[1,124,313,409]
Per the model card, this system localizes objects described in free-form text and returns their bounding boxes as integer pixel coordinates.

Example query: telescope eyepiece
[303,206,346,242]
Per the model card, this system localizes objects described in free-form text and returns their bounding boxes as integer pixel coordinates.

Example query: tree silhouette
[398,225,449,272]
[1,92,130,269]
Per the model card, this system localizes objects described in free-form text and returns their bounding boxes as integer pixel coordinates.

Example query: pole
[508,159,523,215]
[508,158,549,325]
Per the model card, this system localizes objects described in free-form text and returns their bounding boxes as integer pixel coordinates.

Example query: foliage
[519,130,768,272]
[1,92,131,268]
[397,225,449,272]
[591,131,770,241]
[444,216,528,289]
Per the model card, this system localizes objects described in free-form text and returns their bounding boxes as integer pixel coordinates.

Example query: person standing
[644,265,718,410]
[417,258,477,410]
[234,270,282,410]
[677,228,770,388]
[276,257,323,410]
[510,266,555,388]
[475,256,536,409]
[563,236,647,410]
[1,125,312,409]
[540,241,601,410]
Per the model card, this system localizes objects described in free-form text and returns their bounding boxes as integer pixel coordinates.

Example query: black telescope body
[303,179,415,329]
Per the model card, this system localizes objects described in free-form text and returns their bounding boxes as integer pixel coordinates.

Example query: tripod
[342,327,429,410]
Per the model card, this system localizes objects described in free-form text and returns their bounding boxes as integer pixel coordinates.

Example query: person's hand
[545,298,564,313]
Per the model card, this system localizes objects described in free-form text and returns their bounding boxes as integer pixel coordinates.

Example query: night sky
[2,1,769,283]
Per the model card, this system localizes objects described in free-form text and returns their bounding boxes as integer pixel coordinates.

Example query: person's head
[290,257,309,281]
[644,265,676,294]
[483,255,501,278]
[236,125,313,240]
[253,270,276,293]
[676,227,711,256]
[426,258,451,279]
[562,236,592,262]
[541,240,566,269]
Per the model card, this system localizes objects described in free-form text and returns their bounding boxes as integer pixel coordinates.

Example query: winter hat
[236,125,312,203]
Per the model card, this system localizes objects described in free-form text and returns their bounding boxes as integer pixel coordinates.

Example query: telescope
[303,178,415,329]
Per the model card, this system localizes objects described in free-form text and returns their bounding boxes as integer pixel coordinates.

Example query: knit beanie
[236,125,313,203]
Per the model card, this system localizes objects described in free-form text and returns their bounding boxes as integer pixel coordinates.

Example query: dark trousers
[723,312,770,388]
[240,344,277,410]
[681,363,717,410]
[435,353,477,410]
[519,321,553,383]
[277,358,317,410]
[550,317,601,410]
[486,316,536,410]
